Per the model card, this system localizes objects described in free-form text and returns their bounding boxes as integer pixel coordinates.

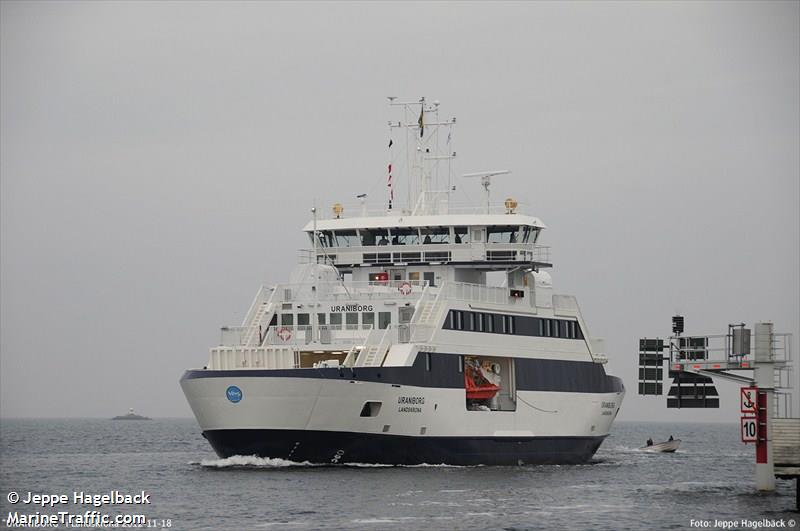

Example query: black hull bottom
[202,429,606,466]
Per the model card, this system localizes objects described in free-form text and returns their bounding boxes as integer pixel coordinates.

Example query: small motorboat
[641,439,681,453]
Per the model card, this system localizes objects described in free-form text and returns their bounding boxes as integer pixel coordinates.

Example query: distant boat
[112,408,151,421]
[641,439,681,453]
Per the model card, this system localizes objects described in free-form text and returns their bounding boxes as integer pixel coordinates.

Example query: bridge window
[391,227,420,245]
[281,314,294,326]
[487,226,522,244]
[421,227,449,244]
[330,313,342,326]
[333,230,359,247]
[297,313,310,326]
[316,231,335,248]
[454,226,469,244]
[361,229,389,247]
[346,312,359,329]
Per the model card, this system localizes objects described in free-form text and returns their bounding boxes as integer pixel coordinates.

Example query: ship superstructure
[181,98,624,465]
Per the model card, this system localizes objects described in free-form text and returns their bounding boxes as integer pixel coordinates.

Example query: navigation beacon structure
[180,98,625,465]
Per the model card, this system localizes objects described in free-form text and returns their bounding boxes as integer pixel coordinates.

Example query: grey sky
[1,1,798,422]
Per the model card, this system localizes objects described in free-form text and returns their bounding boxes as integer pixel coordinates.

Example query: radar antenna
[462,170,511,213]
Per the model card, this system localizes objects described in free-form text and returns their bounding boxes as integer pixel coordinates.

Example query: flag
[418,105,424,137]
[388,138,393,149]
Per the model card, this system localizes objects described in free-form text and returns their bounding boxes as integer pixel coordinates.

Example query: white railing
[301,243,551,265]
[241,286,266,326]
[270,280,428,303]
[445,282,510,305]
[314,200,533,220]
[553,295,579,316]
[219,326,250,346]
[356,327,392,367]
[261,324,373,347]
[208,346,299,370]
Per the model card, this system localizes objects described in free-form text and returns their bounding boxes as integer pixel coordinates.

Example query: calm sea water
[0,419,796,530]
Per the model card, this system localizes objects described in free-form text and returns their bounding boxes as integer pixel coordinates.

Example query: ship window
[363,253,391,264]
[297,313,310,326]
[485,313,494,333]
[522,226,531,243]
[506,315,515,335]
[471,229,483,242]
[454,226,469,244]
[360,401,382,417]
[361,229,389,247]
[458,355,464,373]
[544,319,551,337]
[392,227,420,245]
[317,313,326,325]
[466,312,475,331]
[538,318,544,336]
[333,230,359,247]
[330,313,342,326]
[378,312,391,329]
[444,311,453,329]
[345,312,359,329]
[425,352,431,371]
[362,312,375,328]
[281,314,294,326]
[569,320,576,339]
[398,252,422,263]
[269,314,278,327]
[408,272,420,282]
[423,272,435,287]
[487,226,521,244]
[493,314,504,334]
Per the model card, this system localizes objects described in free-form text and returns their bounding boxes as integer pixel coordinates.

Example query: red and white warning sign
[740,387,757,414]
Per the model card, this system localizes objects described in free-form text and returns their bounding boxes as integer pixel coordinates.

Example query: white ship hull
[181,358,624,465]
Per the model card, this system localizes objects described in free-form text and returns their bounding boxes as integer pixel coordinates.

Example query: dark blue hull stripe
[182,353,624,394]
[202,429,607,466]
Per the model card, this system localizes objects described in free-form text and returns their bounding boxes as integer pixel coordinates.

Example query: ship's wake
[194,455,317,468]
[190,455,470,469]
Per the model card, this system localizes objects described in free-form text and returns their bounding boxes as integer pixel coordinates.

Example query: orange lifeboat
[464,362,500,400]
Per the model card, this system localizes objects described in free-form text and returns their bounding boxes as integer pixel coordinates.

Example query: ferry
[180,98,624,465]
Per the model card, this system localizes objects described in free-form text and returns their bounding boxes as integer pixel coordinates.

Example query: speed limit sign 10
[741,416,757,443]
